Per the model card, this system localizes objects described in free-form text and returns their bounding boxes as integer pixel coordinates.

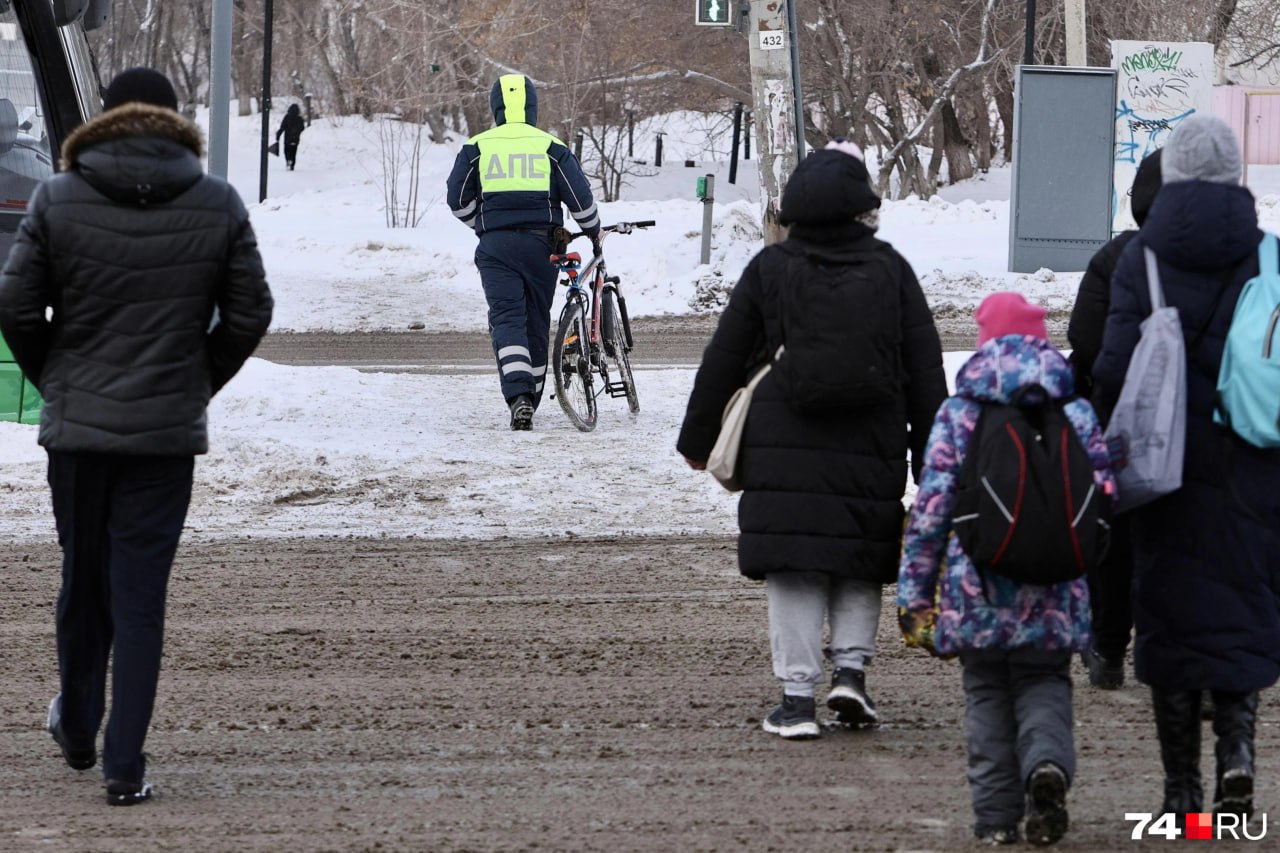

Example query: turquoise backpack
[1215,232,1280,448]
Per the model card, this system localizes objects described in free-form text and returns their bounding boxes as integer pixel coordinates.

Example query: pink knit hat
[975,292,1048,346]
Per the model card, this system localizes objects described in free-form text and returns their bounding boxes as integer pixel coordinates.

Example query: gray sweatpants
[960,648,1075,832]
[765,571,881,697]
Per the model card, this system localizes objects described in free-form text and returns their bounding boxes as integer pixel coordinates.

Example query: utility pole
[748,1,801,244]
[209,0,232,178]
[1064,0,1087,66]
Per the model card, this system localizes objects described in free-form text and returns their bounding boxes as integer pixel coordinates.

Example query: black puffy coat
[0,103,273,455]
[678,221,946,583]
[1093,179,1280,693]
[1067,229,1136,409]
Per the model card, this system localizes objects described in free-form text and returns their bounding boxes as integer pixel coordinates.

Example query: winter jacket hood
[784,220,878,256]
[1140,180,1262,271]
[61,102,204,206]
[490,74,538,126]
[955,336,1076,406]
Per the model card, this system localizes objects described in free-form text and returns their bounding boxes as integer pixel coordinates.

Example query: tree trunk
[974,88,992,171]
[940,99,975,184]
[994,77,1015,163]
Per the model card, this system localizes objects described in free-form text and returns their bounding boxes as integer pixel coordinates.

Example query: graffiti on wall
[1110,40,1214,232]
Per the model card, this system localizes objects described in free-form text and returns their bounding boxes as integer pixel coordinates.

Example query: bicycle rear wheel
[602,288,639,414]
[552,301,598,432]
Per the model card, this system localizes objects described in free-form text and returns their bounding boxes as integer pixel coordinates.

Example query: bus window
[0,15,54,215]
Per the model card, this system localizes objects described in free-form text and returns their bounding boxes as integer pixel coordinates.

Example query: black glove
[590,235,603,257]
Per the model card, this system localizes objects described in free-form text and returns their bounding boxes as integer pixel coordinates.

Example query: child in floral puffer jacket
[897,292,1115,847]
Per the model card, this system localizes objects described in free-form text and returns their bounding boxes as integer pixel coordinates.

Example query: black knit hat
[103,67,178,112]
[779,147,881,226]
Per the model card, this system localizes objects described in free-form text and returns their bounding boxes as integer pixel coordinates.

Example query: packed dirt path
[252,313,1073,370]
[5,534,1274,851]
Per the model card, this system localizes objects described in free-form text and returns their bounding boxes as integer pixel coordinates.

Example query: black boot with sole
[1152,688,1204,819]
[1211,690,1258,817]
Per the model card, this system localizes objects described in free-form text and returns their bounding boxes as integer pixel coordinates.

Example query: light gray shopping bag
[1103,248,1186,512]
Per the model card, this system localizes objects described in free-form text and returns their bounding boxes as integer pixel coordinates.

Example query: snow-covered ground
[3,111,1279,541]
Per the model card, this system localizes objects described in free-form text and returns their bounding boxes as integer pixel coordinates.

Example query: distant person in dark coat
[677,140,947,740]
[1067,148,1162,691]
[276,103,304,170]
[0,67,273,806]
[1093,115,1280,820]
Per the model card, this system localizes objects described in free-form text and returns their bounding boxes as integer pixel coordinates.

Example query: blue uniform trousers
[47,451,194,784]
[475,230,558,407]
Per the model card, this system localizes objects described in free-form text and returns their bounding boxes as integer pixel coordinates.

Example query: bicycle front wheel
[602,288,639,414]
[552,301,598,432]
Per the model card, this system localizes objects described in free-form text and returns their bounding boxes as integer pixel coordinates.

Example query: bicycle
[549,220,655,432]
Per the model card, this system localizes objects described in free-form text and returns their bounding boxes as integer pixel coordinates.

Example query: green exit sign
[696,0,732,26]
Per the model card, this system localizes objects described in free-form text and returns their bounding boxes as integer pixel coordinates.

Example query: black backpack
[953,385,1111,587]
[773,245,903,413]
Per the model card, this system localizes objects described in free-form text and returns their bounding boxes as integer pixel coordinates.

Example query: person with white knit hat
[1093,113,1280,823]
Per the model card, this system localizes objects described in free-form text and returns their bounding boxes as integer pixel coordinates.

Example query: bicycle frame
[554,234,618,354]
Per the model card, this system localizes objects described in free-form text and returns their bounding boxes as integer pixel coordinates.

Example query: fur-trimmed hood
[60,103,205,206]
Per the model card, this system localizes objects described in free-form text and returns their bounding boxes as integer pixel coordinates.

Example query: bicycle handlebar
[567,220,656,241]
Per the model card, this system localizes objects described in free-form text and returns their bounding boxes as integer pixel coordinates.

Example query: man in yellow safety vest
[446,73,601,430]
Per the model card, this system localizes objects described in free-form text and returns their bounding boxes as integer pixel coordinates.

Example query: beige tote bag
[706,347,782,492]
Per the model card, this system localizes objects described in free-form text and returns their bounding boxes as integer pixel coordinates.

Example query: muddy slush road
[5,318,1273,852]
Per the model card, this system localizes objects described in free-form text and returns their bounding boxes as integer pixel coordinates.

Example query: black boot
[1152,688,1204,815]
[1212,691,1258,817]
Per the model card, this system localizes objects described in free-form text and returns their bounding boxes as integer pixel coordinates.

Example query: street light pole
[786,0,804,157]
[259,0,274,202]
[1024,0,1037,65]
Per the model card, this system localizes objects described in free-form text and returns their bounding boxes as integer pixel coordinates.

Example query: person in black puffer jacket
[1067,147,1162,691]
[0,68,272,806]
[677,140,946,739]
[1093,115,1280,821]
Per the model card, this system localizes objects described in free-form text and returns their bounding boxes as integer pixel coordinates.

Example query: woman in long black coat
[678,141,946,739]
[1093,115,1280,819]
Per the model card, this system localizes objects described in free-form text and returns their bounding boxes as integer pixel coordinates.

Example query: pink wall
[1213,86,1280,165]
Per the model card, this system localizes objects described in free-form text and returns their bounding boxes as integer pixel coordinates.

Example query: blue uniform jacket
[445,75,599,239]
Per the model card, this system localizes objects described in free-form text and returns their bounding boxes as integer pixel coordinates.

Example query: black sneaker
[1024,761,1069,846]
[46,695,95,771]
[761,694,820,739]
[1082,648,1124,690]
[975,826,1019,845]
[827,667,878,726]
[508,395,534,431]
[106,779,153,806]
